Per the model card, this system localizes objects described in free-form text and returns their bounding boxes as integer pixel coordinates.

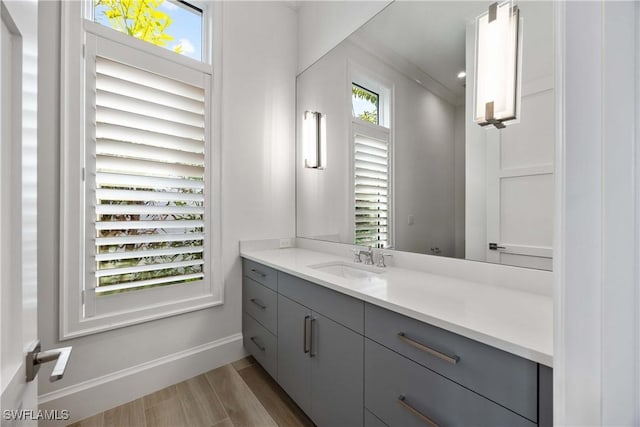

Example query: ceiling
[353,1,488,98]
[352,1,554,102]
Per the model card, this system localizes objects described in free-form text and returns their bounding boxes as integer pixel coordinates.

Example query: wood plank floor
[68,357,314,427]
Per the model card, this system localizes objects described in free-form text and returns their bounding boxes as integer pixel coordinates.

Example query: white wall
[296,43,350,243]
[392,62,457,256]
[37,1,296,423]
[297,0,391,74]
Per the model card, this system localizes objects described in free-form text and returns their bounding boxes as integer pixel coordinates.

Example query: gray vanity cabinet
[310,312,364,427]
[277,273,364,427]
[276,294,312,415]
[241,261,278,379]
[242,258,553,427]
[365,303,539,421]
[242,312,277,378]
[365,339,537,427]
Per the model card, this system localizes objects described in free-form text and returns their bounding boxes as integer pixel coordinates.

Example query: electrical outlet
[279,238,292,248]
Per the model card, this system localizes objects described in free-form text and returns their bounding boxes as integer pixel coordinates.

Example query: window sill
[60,291,222,341]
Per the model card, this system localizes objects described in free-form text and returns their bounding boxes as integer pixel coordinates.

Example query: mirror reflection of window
[354,131,390,249]
[351,79,392,249]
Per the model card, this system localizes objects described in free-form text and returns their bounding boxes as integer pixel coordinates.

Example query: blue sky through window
[94,0,203,61]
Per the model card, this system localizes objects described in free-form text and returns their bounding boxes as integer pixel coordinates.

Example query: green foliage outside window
[94,0,183,53]
[97,183,205,295]
[352,85,379,125]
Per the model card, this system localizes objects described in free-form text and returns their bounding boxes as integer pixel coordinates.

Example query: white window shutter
[91,55,207,295]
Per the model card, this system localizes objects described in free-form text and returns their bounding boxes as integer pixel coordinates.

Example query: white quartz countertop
[241,247,553,367]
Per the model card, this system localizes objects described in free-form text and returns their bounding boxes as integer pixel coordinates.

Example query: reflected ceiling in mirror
[296,1,554,271]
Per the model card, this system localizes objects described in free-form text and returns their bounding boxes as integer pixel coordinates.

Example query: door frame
[0,0,39,422]
[553,1,640,424]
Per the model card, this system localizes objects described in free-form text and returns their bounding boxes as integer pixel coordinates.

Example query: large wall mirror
[296,1,554,271]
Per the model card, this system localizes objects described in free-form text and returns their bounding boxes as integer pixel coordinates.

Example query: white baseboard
[38,333,246,426]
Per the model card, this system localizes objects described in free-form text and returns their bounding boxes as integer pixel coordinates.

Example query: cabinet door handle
[397,395,439,427]
[250,336,266,352]
[250,268,267,278]
[397,332,459,365]
[249,298,267,310]
[309,318,316,358]
[303,315,311,354]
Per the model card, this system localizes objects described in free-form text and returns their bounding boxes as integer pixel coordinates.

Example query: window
[352,83,379,125]
[60,0,219,338]
[92,0,204,61]
[350,74,393,249]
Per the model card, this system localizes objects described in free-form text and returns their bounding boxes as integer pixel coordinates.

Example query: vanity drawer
[243,277,277,335]
[242,313,277,379]
[242,258,278,291]
[365,303,538,421]
[278,272,364,333]
[365,339,536,427]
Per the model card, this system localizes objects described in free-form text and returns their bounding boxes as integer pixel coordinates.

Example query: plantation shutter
[92,55,206,294]
[354,132,390,248]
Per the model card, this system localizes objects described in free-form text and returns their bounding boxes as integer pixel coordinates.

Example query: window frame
[59,0,222,339]
[84,1,212,72]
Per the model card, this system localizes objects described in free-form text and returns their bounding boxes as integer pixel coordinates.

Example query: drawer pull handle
[251,268,267,278]
[398,395,439,427]
[250,298,267,310]
[397,332,459,365]
[249,336,266,352]
[303,315,311,354]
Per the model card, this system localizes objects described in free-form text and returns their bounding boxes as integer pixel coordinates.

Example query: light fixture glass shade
[303,111,326,169]
[473,1,522,129]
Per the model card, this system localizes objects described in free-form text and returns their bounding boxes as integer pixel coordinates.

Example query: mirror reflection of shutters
[354,134,389,248]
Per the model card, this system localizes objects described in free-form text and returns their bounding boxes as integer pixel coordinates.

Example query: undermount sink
[310,261,384,280]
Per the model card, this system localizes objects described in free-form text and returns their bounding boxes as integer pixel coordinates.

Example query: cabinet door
[277,294,312,415]
[311,313,364,427]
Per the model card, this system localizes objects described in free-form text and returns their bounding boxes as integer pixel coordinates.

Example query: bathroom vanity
[242,0,555,424]
[240,248,553,427]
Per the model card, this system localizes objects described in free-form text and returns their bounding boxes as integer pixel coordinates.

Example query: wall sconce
[303,111,326,169]
[473,1,522,129]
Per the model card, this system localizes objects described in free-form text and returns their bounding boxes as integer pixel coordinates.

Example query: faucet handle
[377,253,393,268]
[352,248,362,263]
